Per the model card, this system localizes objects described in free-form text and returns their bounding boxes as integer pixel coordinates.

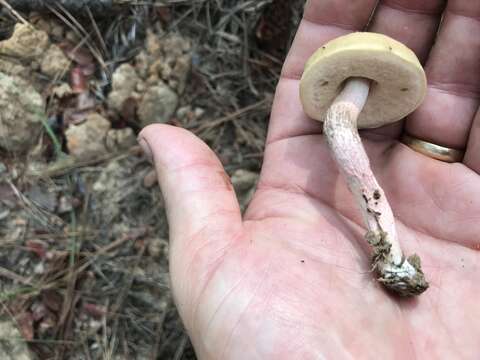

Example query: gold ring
[401,133,464,163]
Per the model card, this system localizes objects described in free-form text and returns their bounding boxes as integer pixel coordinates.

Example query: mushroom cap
[299,32,427,128]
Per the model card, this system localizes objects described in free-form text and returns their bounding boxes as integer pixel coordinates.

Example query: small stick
[2,0,127,15]
[0,266,32,285]
[0,0,29,24]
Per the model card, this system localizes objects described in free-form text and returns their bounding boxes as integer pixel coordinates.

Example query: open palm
[139,0,480,358]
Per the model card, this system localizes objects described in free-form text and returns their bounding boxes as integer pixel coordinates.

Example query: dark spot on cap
[321,81,329,86]
[301,260,305,263]
[373,190,381,200]
[401,88,409,92]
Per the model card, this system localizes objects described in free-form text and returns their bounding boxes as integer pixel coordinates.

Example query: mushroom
[299,32,428,296]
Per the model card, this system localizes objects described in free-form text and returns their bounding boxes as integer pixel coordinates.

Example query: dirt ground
[0,1,304,359]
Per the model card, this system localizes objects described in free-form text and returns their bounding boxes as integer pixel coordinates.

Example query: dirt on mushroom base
[366,231,429,297]
[0,1,305,359]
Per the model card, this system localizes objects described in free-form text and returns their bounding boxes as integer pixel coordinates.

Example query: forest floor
[0,1,304,359]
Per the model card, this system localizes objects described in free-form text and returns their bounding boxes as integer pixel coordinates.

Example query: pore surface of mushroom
[300,32,428,296]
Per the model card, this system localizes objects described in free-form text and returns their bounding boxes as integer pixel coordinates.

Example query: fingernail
[138,137,153,163]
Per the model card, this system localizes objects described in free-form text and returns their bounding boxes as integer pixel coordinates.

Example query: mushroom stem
[323,77,428,296]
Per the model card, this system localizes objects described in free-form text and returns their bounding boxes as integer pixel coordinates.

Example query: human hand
[138,0,480,358]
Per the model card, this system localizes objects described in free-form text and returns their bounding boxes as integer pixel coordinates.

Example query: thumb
[138,124,243,312]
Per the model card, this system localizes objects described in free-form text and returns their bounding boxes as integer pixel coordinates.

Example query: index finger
[267,0,377,144]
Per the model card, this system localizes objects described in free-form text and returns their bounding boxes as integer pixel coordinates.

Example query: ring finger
[365,0,445,138]
[405,0,480,150]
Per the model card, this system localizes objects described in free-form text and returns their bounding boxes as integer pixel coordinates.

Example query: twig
[242,9,258,96]
[38,112,64,158]
[0,266,32,285]
[149,298,170,360]
[85,7,108,57]
[107,241,147,356]
[7,180,66,233]
[4,0,126,15]
[172,334,188,360]
[25,145,142,179]
[42,228,147,291]
[47,4,108,71]
[0,0,29,24]
[189,98,269,134]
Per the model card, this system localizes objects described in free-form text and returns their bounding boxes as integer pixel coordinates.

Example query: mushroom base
[366,231,429,296]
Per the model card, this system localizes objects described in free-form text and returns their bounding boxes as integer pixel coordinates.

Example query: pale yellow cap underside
[300,32,427,128]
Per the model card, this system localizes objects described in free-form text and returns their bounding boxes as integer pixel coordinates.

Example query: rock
[105,127,137,152]
[143,31,192,95]
[107,63,142,112]
[26,184,57,212]
[135,81,146,93]
[0,23,71,83]
[50,23,65,39]
[91,160,122,194]
[160,32,192,58]
[65,113,111,160]
[231,169,259,212]
[0,73,45,153]
[33,261,45,274]
[30,60,40,71]
[91,155,160,223]
[134,51,149,78]
[57,195,74,214]
[231,169,259,192]
[0,318,33,360]
[65,30,80,44]
[51,83,73,98]
[145,73,160,86]
[159,34,191,94]
[107,30,191,126]
[194,107,205,119]
[32,17,52,34]
[138,83,178,126]
[145,30,161,55]
[40,44,71,77]
[147,237,168,259]
[0,23,49,60]
[175,105,205,125]
[143,169,158,188]
[150,58,170,79]
[111,63,140,94]
[0,208,10,221]
[170,54,191,94]
[176,105,192,120]
[0,59,29,77]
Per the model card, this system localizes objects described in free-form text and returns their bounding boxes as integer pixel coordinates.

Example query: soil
[366,231,429,297]
[0,1,305,359]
